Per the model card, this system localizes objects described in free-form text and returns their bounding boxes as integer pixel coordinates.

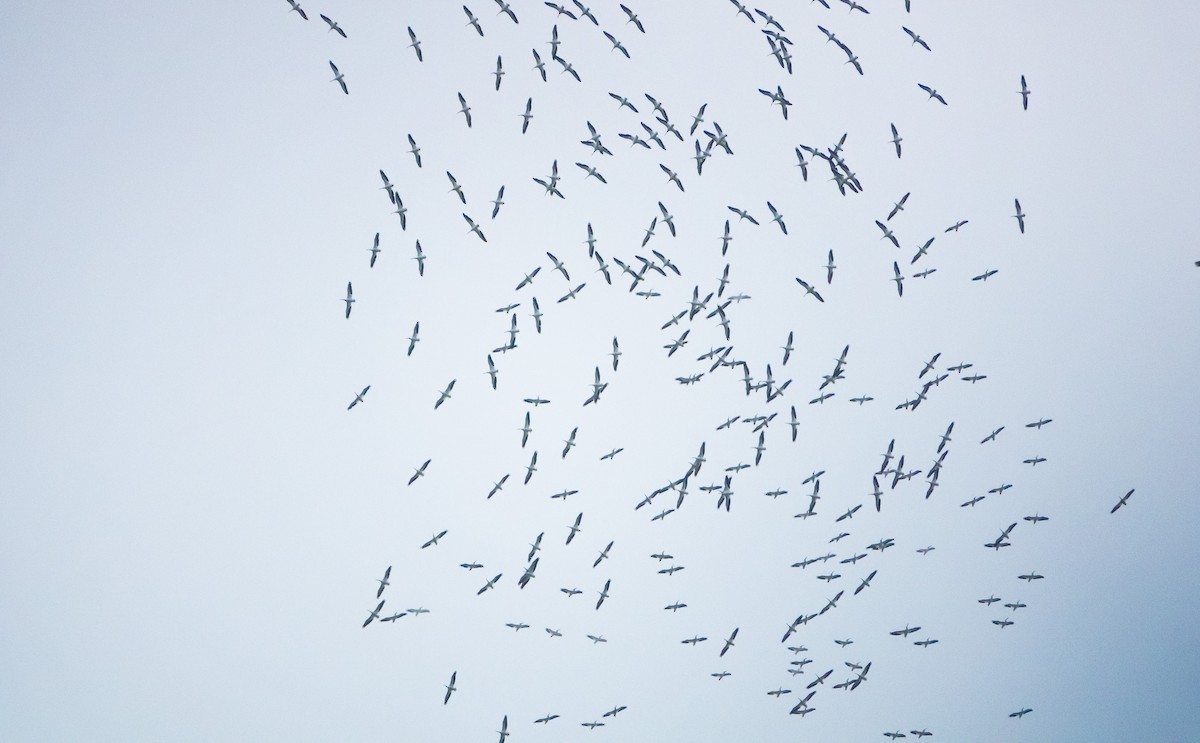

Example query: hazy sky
[2,1,1199,741]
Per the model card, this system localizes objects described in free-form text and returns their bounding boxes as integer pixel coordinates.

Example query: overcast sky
[2,1,1199,741]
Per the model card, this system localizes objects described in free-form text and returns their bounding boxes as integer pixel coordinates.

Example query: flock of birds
[278,0,1140,738]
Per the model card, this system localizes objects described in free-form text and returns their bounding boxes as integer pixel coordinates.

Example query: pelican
[545,627,562,638]
[1111,488,1134,513]
[596,579,611,609]
[407,243,423,279]
[347,385,370,410]
[660,164,684,192]
[365,232,382,267]
[434,379,456,410]
[494,0,518,23]
[876,220,900,247]
[487,474,509,499]
[285,0,309,20]
[720,627,739,657]
[523,451,538,484]
[795,277,825,302]
[1013,198,1026,233]
[518,558,539,589]
[891,262,905,296]
[531,49,547,81]
[408,459,431,485]
[342,282,354,317]
[462,213,487,242]
[515,97,532,134]
[463,6,484,35]
[917,83,947,105]
[375,566,391,597]
[603,30,630,58]
[404,322,420,356]
[496,715,509,743]
[903,26,931,50]
[443,671,457,704]
[319,13,347,37]
[362,600,385,627]
[887,192,911,220]
[328,61,348,94]
[1010,708,1032,718]
[764,201,788,234]
[981,426,1004,443]
[619,3,646,32]
[457,92,473,127]
[406,27,422,61]
[421,530,447,549]
[781,331,795,364]
[594,540,613,567]
[1018,74,1031,110]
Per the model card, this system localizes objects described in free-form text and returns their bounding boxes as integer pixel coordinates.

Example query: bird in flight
[362,600,385,627]
[329,61,348,94]
[458,92,473,127]
[319,14,347,37]
[406,27,422,61]
[720,627,739,657]
[284,0,308,20]
[917,83,947,105]
[443,671,457,704]
[903,26,931,51]
[408,459,431,485]
[1013,198,1026,233]
[620,3,646,32]
[1018,75,1031,110]
[375,566,391,598]
[347,386,370,410]
[1111,488,1134,513]
[434,379,456,409]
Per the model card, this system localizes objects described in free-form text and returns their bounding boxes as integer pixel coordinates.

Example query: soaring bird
[347,386,370,410]
[720,627,739,657]
[319,14,347,37]
[406,27,423,61]
[434,379,456,409]
[362,600,385,627]
[464,6,484,35]
[1018,75,1031,110]
[284,0,308,20]
[375,566,391,598]
[1110,488,1134,514]
[408,459,431,485]
[329,61,348,94]
[917,83,947,105]
[457,92,473,127]
[342,282,354,317]
[443,671,457,704]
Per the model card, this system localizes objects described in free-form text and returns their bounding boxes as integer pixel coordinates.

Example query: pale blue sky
[2,1,1198,741]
